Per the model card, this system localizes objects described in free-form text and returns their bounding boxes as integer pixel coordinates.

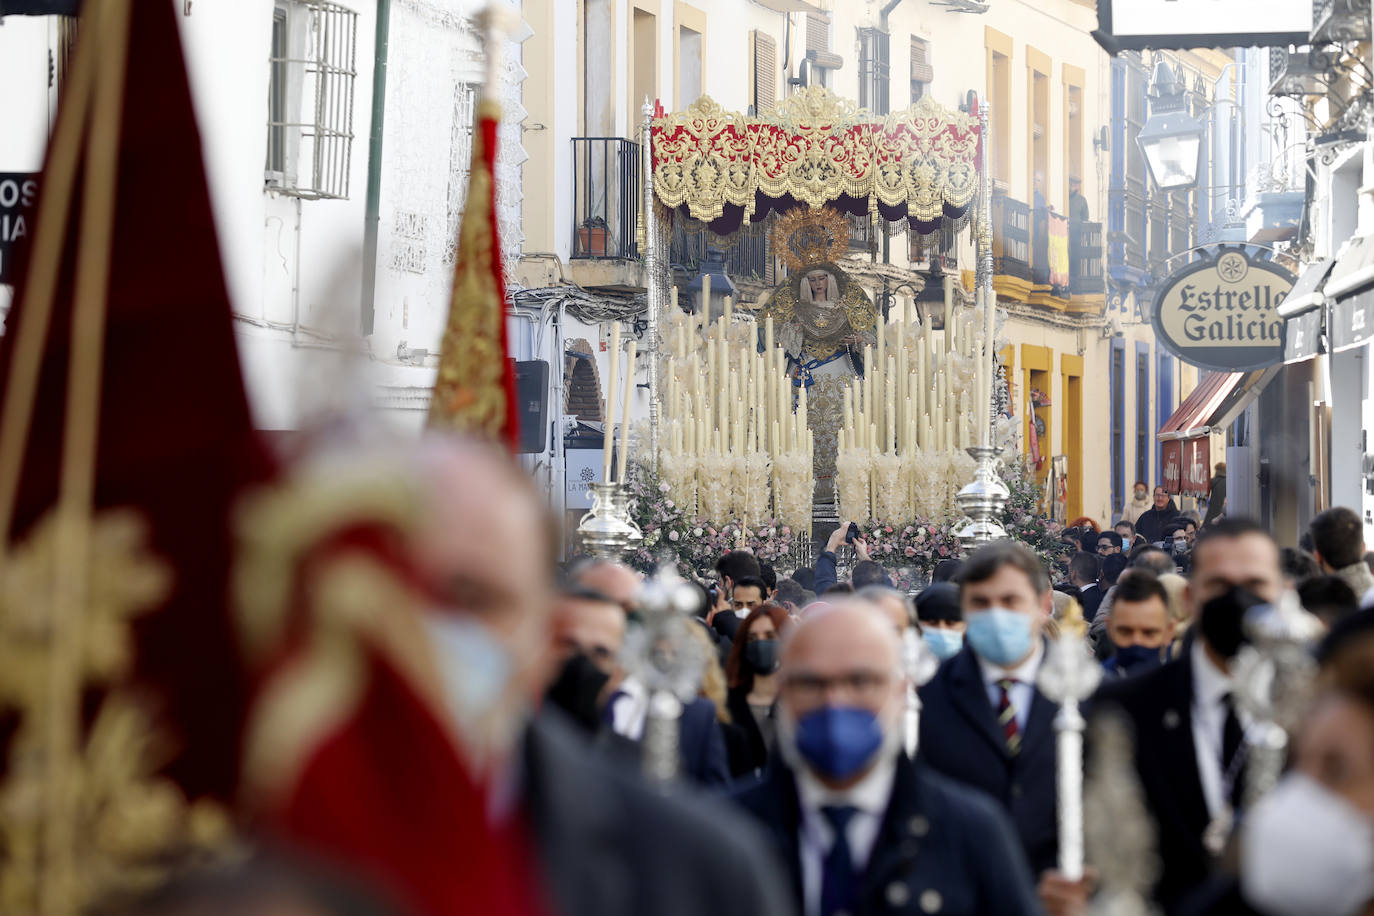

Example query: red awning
[1158,372,1244,440]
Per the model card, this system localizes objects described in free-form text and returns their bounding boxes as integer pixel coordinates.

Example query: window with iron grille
[910,36,932,103]
[265,0,358,200]
[858,28,890,115]
[442,81,478,266]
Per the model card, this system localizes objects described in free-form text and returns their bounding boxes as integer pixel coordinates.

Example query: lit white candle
[702,273,712,317]
[616,342,637,482]
[943,275,954,353]
[724,294,733,324]
[765,314,774,354]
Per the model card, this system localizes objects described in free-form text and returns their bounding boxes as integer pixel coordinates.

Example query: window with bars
[265,0,358,200]
[858,28,890,115]
[442,81,478,265]
[910,36,932,103]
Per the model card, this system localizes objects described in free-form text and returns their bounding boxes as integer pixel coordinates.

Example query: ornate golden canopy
[650,88,981,232]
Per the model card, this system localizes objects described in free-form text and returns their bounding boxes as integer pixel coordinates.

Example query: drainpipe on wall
[879,0,904,30]
[360,0,391,337]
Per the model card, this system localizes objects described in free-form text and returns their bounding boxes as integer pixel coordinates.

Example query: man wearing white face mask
[730,601,1040,915]
[1233,627,1374,916]
[917,542,1088,915]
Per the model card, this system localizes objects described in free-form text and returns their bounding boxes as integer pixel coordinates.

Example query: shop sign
[1332,289,1374,353]
[1151,246,1294,372]
[1162,440,1183,495]
[1094,0,1311,52]
[0,173,38,285]
[1182,436,1211,498]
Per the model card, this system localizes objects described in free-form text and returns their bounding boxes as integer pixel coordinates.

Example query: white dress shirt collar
[976,636,1045,687]
[795,750,896,822]
[1190,637,1232,711]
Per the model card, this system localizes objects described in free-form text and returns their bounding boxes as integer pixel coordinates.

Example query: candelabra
[626,563,710,782]
[1233,590,1325,808]
[575,482,643,560]
[1085,713,1160,916]
[954,445,1010,550]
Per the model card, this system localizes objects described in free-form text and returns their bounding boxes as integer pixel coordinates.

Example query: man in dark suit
[1092,518,1285,914]
[553,582,731,786]
[917,542,1086,911]
[731,600,1040,916]
[1068,551,1104,621]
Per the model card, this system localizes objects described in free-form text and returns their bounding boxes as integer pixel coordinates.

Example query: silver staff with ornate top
[1233,589,1324,809]
[901,628,941,756]
[1038,603,1103,881]
[626,562,709,782]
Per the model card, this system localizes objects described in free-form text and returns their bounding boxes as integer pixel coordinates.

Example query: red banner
[1182,436,1212,498]
[1162,440,1183,495]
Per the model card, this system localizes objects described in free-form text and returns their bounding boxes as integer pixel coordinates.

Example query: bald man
[730,600,1039,916]
[412,436,790,916]
[570,558,642,613]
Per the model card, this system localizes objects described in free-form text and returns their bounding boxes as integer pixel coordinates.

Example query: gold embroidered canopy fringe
[650,88,981,235]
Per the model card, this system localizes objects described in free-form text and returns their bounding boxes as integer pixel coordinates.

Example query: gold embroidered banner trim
[651,89,981,226]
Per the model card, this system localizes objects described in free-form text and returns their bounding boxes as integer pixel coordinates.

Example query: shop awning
[0,0,80,12]
[1280,257,1336,365]
[1158,371,1245,441]
[1328,235,1374,353]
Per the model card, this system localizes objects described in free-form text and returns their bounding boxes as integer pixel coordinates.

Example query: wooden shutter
[911,37,933,84]
[806,12,830,52]
[753,30,777,113]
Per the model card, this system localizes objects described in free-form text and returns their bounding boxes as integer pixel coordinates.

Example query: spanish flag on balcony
[427,93,519,451]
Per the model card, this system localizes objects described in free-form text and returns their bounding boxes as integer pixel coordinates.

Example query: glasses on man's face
[782,668,892,705]
[1097,544,1114,553]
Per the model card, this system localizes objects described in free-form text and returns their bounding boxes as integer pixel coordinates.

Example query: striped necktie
[997,678,1021,755]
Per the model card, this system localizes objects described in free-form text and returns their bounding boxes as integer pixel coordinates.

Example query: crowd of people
[123,445,1374,916]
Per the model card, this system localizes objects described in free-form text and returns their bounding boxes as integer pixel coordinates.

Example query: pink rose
[938,546,949,556]
[781,526,791,536]
[904,546,917,557]
[885,526,893,533]
[779,546,789,554]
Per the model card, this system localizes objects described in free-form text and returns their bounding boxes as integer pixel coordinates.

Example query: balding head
[778,600,906,788]
[781,601,904,720]
[570,559,642,611]
[408,435,559,768]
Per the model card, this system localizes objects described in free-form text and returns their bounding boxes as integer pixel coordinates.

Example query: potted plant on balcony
[578,216,609,258]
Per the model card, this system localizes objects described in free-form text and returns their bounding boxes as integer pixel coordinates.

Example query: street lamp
[1137,61,1205,192]
[685,247,737,319]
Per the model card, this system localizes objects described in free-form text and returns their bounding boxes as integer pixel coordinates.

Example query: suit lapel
[858,755,924,905]
[1155,656,1210,836]
[754,763,805,906]
[524,714,633,916]
[1017,685,1058,759]
[947,648,1012,757]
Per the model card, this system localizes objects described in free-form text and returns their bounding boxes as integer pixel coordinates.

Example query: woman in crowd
[723,603,791,778]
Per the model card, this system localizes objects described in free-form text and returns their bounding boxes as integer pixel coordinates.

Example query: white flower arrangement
[872,451,907,521]
[835,446,873,525]
[772,450,814,533]
[697,448,732,522]
[742,451,773,523]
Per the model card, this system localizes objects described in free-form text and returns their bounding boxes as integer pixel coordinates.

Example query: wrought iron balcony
[992,191,1031,280]
[1268,46,1332,98]
[571,137,641,260]
[1070,221,1105,295]
[1312,0,1370,44]
[669,223,771,285]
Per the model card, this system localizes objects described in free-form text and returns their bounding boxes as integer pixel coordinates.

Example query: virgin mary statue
[759,208,880,501]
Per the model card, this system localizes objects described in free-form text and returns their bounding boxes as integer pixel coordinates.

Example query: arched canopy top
[650,88,982,237]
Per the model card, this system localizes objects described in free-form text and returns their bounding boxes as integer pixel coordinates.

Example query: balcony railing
[669,224,772,284]
[1070,221,1105,295]
[1312,0,1370,44]
[995,190,1103,297]
[571,137,640,260]
[992,191,1031,280]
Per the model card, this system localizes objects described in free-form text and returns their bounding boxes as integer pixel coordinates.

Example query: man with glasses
[731,600,1039,915]
[1096,533,1120,557]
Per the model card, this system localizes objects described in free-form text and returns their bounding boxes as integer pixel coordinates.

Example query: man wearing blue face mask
[731,601,1040,916]
[917,542,1089,915]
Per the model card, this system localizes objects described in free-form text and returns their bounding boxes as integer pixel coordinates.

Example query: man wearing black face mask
[1092,518,1283,914]
[1100,570,1174,678]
